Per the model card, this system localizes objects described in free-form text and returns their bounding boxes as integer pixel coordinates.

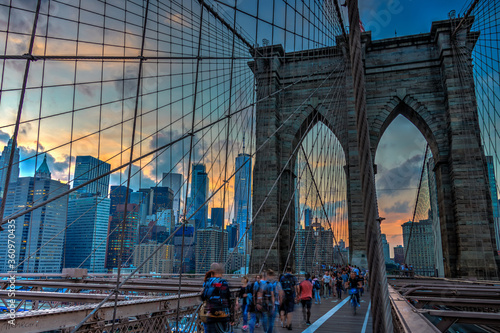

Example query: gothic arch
[371,95,444,163]
[283,104,348,162]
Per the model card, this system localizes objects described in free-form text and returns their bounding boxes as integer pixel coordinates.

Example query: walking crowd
[199,263,369,333]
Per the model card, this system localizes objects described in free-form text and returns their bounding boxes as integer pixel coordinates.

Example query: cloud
[109,163,156,192]
[0,130,10,143]
[384,201,410,214]
[376,154,423,194]
[16,144,70,181]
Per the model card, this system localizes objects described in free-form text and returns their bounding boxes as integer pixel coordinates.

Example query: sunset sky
[0,0,475,258]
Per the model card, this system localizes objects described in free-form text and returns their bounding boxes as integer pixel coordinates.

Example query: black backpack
[281,274,295,298]
[313,280,321,290]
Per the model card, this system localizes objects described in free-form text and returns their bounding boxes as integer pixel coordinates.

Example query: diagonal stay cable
[0,0,42,230]
[300,144,346,264]
[403,144,429,264]
[69,59,340,333]
[1,59,339,226]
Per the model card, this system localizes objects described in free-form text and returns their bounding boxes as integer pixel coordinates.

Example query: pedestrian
[247,275,257,333]
[322,271,331,299]
[253,274,263,328]
[238,276,250,331]
[298,273,313,325]
[270,271,284,329]
[311,275,321,304]
[256,270,279,333]
[335,273,343,299]
[201,263,233,333]
[279,266,299,330]
[358,272,365,297]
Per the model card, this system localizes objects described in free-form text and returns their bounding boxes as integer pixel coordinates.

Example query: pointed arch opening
[293,117,348,272]
[375,113,444,276]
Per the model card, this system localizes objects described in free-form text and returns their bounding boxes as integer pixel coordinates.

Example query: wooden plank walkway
[234,291,372,333]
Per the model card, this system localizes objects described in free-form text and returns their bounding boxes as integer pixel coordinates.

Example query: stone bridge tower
[250,19,499,279]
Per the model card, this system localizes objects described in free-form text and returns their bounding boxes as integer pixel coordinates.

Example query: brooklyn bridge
[0,0,499,332]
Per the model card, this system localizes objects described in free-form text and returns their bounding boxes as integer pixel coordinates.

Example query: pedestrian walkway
[235,291,372,333]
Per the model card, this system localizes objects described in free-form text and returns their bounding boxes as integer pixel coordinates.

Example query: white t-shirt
[323,274,331,283]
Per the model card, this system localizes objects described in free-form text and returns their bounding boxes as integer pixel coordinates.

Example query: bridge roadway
[235,292,372,333]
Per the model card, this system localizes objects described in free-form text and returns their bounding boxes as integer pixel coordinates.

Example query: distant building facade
[195,226,228,274]
[227,222,238,249]
[0,156,69,273]
[73,156,110,197]
[381,234,391,263]
[65,194,110,273]
[173,223,195,273]
[133,242,174,274]
[234,153,252,247]
[295,225,333,273]
[211,208,224,228]
[393,245,404,265]
[304,208,312,228]
[0,137,19,198]
[110,186,132,216]
[402,219,435,276]
[189,164,208,230]
[106,203,140,270]
[162,173,183,224]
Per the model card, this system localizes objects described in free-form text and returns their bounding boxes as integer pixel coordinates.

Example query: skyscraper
[234,153,252,248]
[381,234,390,263]
[195,226,228,274]
[189,164,208,229]
[0,137,20,197]
[110,185,132,215]
[211,208,224,228]
[402,219,435,276]
[304,208,312,227]
[106,203,140,270]
[138,187,174,215]
[130,191,148,226]
[173,223,195,273]
[0,155,69,273]
[227,222,238,249]
[73,156,111,197]
[393,245,404,264]
[162,173,183,223]
[65,193,110,273]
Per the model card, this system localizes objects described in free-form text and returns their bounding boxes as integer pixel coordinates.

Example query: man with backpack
[201,263,233,333]
[247,274,261,333]
[256,270,279,333]
[279,266,298,330]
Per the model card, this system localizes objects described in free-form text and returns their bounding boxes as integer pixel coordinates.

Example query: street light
[376,217,386,224]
